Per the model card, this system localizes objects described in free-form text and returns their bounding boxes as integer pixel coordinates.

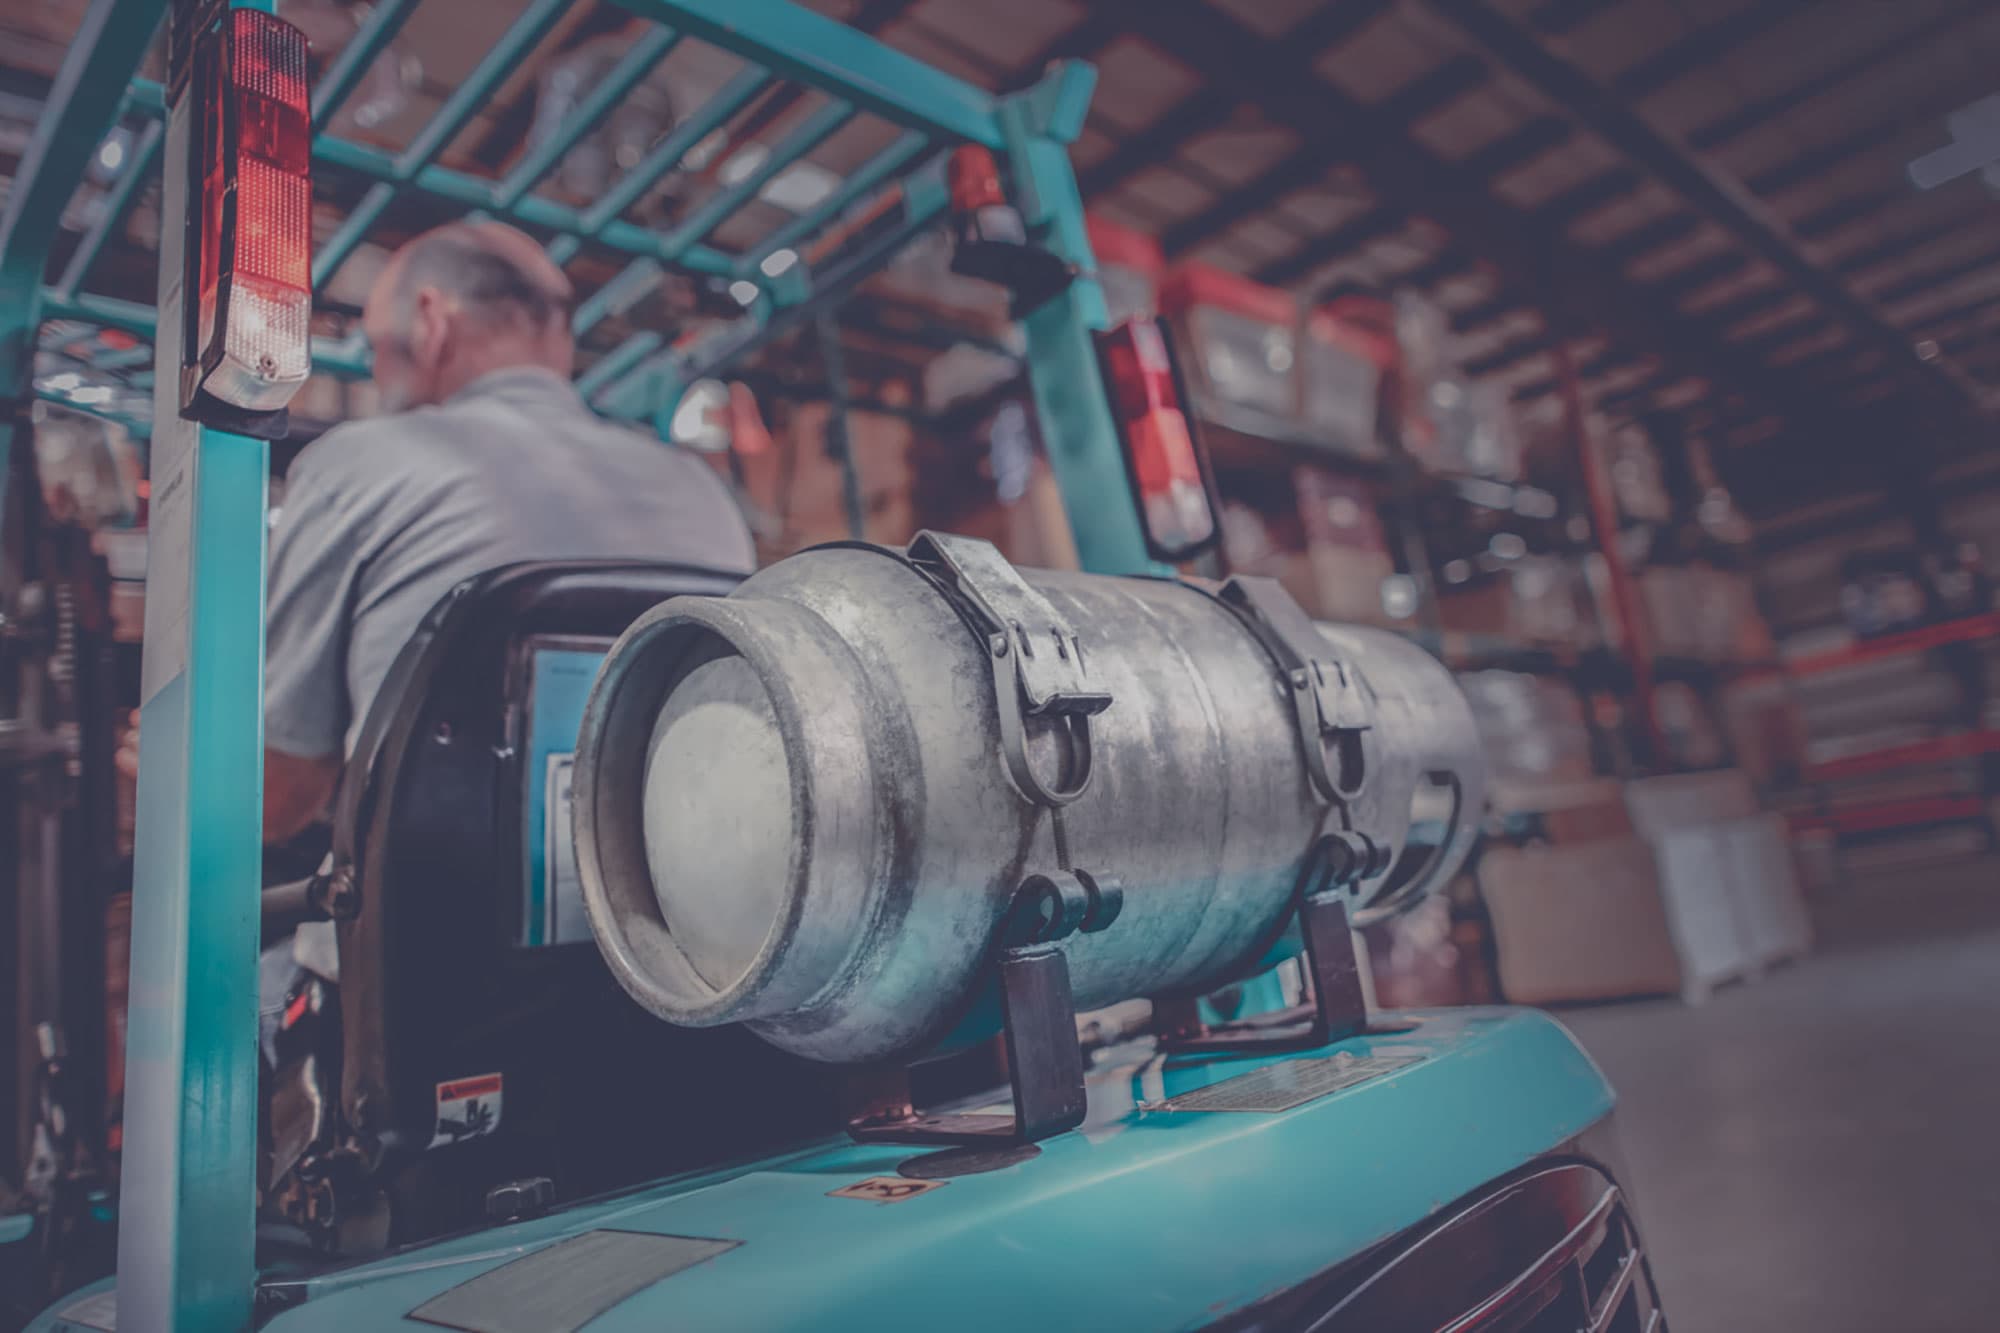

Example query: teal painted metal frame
[108,3,271,1326]
[0,0,163,520]
[6,0,1160,1322]
[28,1,1149,580]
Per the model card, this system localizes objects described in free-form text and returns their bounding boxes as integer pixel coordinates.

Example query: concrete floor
[1559,857,2000,1333]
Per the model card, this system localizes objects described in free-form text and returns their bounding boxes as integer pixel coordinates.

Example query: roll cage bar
[0,1,1150,1324]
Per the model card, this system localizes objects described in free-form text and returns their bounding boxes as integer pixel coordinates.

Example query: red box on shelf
[1086,213,1165,324]
[1160,262,1392,458]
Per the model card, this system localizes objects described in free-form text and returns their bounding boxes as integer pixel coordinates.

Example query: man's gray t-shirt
[264,366,755,758]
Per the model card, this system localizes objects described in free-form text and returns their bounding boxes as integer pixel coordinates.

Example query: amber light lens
[194,9,312,412]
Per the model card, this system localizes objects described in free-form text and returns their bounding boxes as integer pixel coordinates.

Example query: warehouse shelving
[1804,729,2000,784]
[1784,610,2000,677]
[1771,601,2000,861]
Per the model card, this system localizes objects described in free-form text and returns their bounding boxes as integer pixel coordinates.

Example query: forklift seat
[263,561,843,1252]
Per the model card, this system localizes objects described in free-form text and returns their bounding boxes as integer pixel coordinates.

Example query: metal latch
[1213,575,1372,802]
[907,531,1111,806]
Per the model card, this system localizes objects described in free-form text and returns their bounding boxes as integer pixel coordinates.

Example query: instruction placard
[430,1072,504,1149]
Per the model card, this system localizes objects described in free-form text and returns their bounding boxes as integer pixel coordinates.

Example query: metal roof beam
[1911,289,2000,335]
[1598,212,1702,266]
[1938,330,1988,359]
[1458,116,1572,180]
[1464,331,1554,376]
[1528,0,1620,36]
[1871,245,2000,309]
[1747,63,2000,198]
[1746,125,1898,197]
[1452,292,1523,334]
[1159,54,1484,256]
[1118,0,1888,446]
[1079,0,1394,201]
[1579,343,1643,377]
[1654,249,1751,299]
[1256,208,1406,286]
[1377,54,1488,124]
[1078,91,1230,197]
[1163,142,1344,256]
[1425,0,1974,416]
[1688,0,1987,152]
[1001,3,1127,89]
[1393,250,1480,293]
[1726,309,1830,361]
[1831,216,1976,277]
[1794,189,1901,240]
[1609,0,1801,101]
[1600,366,1681,411]
[1529,166,1642,227]
[1700,283,1794,330]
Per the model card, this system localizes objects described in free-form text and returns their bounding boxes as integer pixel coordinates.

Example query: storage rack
[1779,610,2000,850]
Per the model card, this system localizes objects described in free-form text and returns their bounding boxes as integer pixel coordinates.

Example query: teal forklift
[2,0,1666,1328]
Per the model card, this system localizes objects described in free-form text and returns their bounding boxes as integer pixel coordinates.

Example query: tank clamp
[907,531,1112,807]
[1210,575,1373,801]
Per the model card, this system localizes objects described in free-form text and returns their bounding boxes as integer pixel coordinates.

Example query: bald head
[362,221,577,411]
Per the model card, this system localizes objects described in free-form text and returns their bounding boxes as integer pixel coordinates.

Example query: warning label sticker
[827,1176,946,1204]
[430,1073,504,1149]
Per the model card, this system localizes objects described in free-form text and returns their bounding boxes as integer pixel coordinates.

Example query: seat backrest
[325,561,840,1238]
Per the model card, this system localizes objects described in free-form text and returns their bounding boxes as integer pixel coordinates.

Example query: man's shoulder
[286,408,470,495]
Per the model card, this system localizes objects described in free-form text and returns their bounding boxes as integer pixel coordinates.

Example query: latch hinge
[907,531,1111,806]
[1212,575,1373,802]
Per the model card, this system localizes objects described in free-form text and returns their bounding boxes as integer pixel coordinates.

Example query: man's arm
[264,443,370,838]
[265,748,340,844]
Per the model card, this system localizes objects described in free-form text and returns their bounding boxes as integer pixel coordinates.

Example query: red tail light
[1096,317,1218,560]
[188,9,312,417]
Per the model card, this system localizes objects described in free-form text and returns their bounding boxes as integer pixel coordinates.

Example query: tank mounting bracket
[844,869,1121,1148]
[1156,891,1408,1056]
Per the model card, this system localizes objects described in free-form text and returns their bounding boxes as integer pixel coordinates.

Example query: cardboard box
[1219,500,1322,616]
[1624,769,1759,840]
[1480,838,1683,1004]
[756,404,916,552]
[1306,544,1396,625]
[1718,674,1803,785]
[1489,776,1633,844]
[1483,804,1811,1006]
[1437,579,1513,638]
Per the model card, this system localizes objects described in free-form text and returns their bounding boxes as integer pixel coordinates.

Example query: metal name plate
[56,1288,120,1332]
[1145,1052,1423,1114]
[408,1230,738,1333]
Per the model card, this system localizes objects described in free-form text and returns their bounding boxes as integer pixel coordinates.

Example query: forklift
[3,0,1667,1329]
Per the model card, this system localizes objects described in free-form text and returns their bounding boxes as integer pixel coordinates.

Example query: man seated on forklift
[259,219,756,839]
[121,220,755,931]
[118,219,757,1062]
[123,220,754,828]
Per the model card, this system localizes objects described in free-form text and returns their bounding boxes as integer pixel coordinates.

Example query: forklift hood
[144,1008,1616,1333]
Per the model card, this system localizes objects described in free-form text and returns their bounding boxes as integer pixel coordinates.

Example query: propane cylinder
[573,534,1483,1065]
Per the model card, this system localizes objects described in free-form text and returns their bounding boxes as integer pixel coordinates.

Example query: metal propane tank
[573,532,1484,1067]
